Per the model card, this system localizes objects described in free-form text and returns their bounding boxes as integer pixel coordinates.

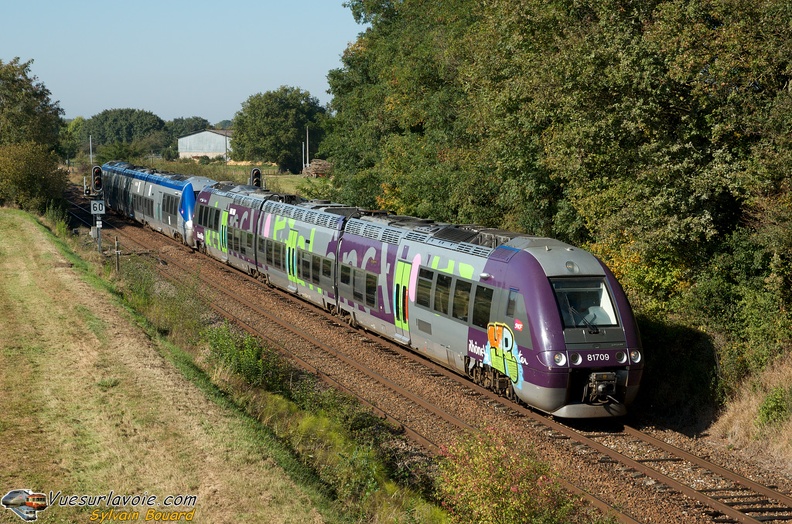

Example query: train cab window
[551,278,618,328]
[417,268,433,308]
[472,285,493,329]
[452,280,472,322]
[434,274,452,315]
[365,273,377,307]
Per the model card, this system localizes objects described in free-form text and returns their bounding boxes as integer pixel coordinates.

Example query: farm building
[178,130,233,160]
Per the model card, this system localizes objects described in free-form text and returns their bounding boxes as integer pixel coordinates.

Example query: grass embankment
[0,208,342,523]
[0,205,614,523]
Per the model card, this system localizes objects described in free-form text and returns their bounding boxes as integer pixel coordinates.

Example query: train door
[155,188,163,232]
[393,260,411,344]
[487,287,525,386]
[285,228,299,292]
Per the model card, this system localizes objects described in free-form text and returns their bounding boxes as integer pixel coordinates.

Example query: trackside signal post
[90,166,104,252]
[249,168,262,187]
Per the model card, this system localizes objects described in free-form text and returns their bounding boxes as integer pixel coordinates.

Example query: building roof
[178,129,233,139]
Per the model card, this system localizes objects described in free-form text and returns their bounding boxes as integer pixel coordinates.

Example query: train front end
[492,238,643,418]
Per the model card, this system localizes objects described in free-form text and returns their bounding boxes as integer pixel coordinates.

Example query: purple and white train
[102,161,643,418]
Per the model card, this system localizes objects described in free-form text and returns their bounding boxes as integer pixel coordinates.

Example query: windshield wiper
[568,304,599,334]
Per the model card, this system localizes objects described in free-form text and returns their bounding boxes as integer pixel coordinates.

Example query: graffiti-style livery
[102,162,643,417]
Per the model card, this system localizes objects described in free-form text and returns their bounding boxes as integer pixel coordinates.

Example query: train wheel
[482,367,494,390]
[505,382,517,401]
[470,365,482,385]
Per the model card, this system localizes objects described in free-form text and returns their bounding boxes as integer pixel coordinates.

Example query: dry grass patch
[711,352,792,475]
[0,209,335,523]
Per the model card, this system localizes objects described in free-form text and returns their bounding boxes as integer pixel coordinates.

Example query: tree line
[2,0,791,419]
[319,0,792,416]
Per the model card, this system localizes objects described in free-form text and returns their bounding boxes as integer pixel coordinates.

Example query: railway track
[65,191,792,523]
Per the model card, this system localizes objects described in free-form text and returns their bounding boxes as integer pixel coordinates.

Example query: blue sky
[0,1,364,124]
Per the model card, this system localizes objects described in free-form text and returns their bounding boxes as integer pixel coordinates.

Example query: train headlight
[616,351,627,364]
[630,350,642,363]
[570,353,582,365]
[553,352,567,366]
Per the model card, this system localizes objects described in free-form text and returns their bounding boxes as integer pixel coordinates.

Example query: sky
[0,0,365,124]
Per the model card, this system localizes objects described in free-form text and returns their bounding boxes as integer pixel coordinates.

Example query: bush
[756,386,792,428]
[437,428,609,524]
[0,142,67,212]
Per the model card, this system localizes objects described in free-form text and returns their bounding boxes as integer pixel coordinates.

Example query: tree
[83,108,165,147]
[0,57,63,148]
[0,142,67,212]
[59,116,84,163]
[231,86,325,173]
[167,116,211,141]
[325,0,478,213]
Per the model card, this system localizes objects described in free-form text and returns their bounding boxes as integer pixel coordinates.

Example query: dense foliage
[0,142,67,212]
[326,0,792,413]
[0,58,63,149]
[0,58,66,211]
[231,86,326,173]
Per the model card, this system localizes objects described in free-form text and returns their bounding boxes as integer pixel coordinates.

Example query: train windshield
[551,278,618,329]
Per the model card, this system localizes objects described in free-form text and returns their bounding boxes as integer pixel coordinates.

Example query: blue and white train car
[101,161,215,247]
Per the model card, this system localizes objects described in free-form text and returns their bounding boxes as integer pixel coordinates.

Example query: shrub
[0,142,67,212]
[437,428,609,524]
[756,386,792,428]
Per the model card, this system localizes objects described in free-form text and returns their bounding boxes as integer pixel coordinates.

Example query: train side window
[311,255,322,285]
[340,265,351,286]
[273,241,283,269]
[434,274,452,315]
[321,259,332,279]
[472,285,493,329]
[299,250,311,280]
[417,268,433,308]
[506,289,518,317]
[265,239,274,265]
[365,272,377,307]
[246,232,254,253]
[452,280,472,322]
[353,269,365,301]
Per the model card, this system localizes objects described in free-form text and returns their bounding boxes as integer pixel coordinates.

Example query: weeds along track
[65,188,792,524]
